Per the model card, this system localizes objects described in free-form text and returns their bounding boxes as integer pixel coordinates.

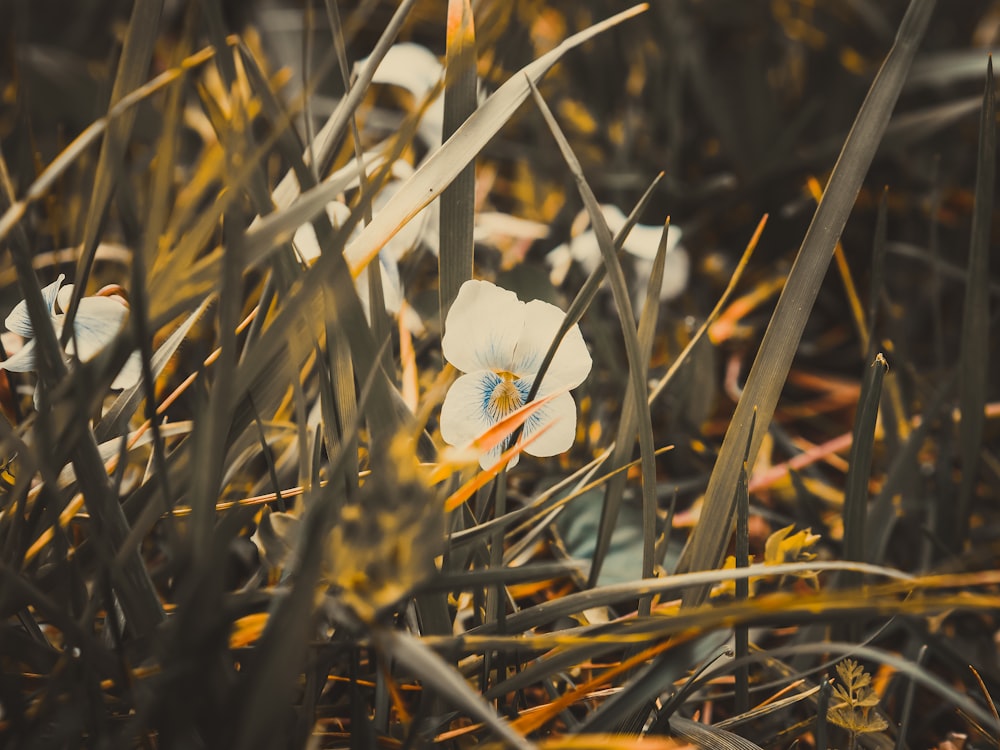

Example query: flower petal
[0,337,40,372]
[356,250,404,319]
[514,300,591,390]
[622,222,684,261]
[522,390,578,458]
[111,351,143,390]
[55,282,73,314]
[565,231,602,275]
[4,274,65,337]
[367,43,443,102]
[375,179,440,261]
[377,252,404,314]
[62,297,127,362]
[632,245,690,301]
[293,202,352,262]
[545,244,573,286]
[439,370,497,450]
[442,280,525,374]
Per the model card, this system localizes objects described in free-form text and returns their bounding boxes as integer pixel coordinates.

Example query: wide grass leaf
[675,0,937,606]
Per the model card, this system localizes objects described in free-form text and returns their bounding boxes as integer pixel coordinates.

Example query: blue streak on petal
[0,338,41,372]
[479,371,501,421]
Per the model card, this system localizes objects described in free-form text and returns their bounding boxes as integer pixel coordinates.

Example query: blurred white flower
[546,205,689,307]
[290,167,434,333]
[0,274,141,394]
[292,200,404,312]
[360,42,445,149]
[439,279,592,470]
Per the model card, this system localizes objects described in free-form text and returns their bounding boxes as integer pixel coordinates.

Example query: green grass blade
[420,561,580,591]
[232,485,332,749]
[468,560,912,636]
[842,353,888,591]
[734,410,755,715]
[524,80,657,592]
[815,678,832,750]
[439,0,478,326]
[867,187,889,357]
[635,221,669,591]
[63,0,164,336]
[952,56,994,550]
[867,370,957,562]
[590,218,669,607]
[676,0,937,606]
[894,644,929,750]
[671,716,768,750]
[374,628,535,750]
[187,215,244,560]
[577,635,720,733]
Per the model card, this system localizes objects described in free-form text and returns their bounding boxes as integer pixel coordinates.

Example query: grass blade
[524,80,658,592]
[866,370,957,562]
[676,0,937,606]
[894,644,929,750]
[374,628,535,750]
[842,352,888,594]
[952,56,994,549]
[867,186,889,357]
[62,0,164,336]
[636,222,669,596]
[734,411,756,715]
[439,0,478,325]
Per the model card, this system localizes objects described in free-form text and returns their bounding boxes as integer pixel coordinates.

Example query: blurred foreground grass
[0,1,998,748]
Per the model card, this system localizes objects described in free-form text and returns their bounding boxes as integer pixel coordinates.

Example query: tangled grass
[0,1,998,748]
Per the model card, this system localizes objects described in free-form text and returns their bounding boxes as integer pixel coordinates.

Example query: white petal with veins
[442,280,526,375]
[4,275,64,338]
[440,279,592,470]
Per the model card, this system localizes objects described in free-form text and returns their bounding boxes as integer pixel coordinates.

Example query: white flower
[440,279,592,470]
[360,42,445,149]
[546,204,689,306]
[291,183,431,334]
[0,275,141,393]
[292,201,404,312]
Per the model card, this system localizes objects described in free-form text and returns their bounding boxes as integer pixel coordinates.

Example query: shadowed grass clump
[0,1,998,748]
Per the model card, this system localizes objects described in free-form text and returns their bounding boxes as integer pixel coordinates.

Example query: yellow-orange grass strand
[430,386,569,486]
[510,629,703,736]
[807,175,869,355]
[443,418,561,512]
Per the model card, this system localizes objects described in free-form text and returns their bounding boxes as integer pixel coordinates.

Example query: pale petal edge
[522,391,578,458]
[515,300,592,389]
[442,279,525,374]
[439,370,495,449]
[4,274,65,337]
[0,338,40,372]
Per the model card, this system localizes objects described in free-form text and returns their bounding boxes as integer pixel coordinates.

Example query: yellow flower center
[487,371,524,420]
